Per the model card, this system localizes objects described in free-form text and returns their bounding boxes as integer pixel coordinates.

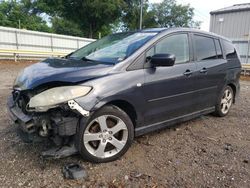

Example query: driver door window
[146,34,190,64]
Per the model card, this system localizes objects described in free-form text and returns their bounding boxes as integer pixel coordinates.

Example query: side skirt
[135,107,215,137]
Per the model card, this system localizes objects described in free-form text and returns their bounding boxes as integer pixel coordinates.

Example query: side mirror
[150,54,176,67]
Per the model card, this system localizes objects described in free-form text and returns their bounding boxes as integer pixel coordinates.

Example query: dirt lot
[0,60,249,187]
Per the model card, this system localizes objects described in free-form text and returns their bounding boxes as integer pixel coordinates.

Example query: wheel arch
[93,98,138,128]
[227,83,237,103]
[107,100,137,127]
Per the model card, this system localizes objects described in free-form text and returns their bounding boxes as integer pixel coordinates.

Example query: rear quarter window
[223,40,238,59]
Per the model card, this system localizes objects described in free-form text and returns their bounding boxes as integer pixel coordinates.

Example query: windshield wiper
[81,56,116,65]
[82,56,95,62]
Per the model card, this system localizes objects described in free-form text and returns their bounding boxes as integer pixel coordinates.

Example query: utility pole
[139,0,143,30]
[18,19,21,29]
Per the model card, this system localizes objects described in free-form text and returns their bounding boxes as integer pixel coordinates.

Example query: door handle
[200,68,207,74]
[183,69,193,76]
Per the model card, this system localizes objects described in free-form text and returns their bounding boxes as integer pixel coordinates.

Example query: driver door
[143,33,200,126]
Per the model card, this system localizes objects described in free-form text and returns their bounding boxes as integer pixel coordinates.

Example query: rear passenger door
[192,34,227,110]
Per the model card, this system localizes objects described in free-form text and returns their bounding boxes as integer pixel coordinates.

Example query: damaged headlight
[29,86,92,110]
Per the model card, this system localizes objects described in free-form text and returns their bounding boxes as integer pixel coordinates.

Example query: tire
[214,85,234,117]
[76,105,134,163]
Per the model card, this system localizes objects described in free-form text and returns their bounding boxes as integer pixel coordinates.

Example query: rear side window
[214,39,223,58]
[223,40,238,59]
[194,35,217,61]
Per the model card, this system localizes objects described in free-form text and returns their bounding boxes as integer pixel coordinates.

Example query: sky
[148,0,250,31]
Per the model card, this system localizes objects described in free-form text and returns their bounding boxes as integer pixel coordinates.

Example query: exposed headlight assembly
[29,86,92,111]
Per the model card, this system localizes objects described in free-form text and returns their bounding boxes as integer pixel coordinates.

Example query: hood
[14,58,113,90]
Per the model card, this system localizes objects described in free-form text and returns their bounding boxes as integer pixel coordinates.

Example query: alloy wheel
[83,115,128,159]
[220,88,233,114]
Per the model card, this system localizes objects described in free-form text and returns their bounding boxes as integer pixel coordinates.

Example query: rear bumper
[7,96,34,133]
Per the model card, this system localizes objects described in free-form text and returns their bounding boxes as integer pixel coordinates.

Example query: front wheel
[214,86,234,117]
[77,105,134,163]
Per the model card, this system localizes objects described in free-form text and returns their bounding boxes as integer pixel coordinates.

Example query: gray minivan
[8,28,241,163]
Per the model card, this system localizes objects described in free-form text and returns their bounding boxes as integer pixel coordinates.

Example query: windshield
[69,32,157,64]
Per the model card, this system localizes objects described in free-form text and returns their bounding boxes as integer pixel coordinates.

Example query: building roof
[210,3,250,15]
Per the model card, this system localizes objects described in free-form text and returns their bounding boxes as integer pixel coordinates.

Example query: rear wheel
[77,105,134,163]
[214,86,234,117]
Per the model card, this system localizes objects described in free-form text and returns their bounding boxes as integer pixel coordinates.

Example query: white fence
[0,26,95,60]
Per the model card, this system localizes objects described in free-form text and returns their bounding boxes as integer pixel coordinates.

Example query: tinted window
[214,39,223,58]
[223,40,237,59]
[147,34,190,64]
[194,35,217,61]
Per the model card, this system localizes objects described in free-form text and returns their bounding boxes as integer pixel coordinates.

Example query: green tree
[0,0,51,32]
[36,0,124,38]
[51,17,83,37]
[152,0,201,28]
[121,0,157,31]
[121,0,200,31]
[0,0,200,38]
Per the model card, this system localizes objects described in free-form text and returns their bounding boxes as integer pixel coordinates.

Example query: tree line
[0,0,200,38]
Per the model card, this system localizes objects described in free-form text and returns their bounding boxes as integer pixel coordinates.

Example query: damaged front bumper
[7,95,89,144]
[7,96,34,133]
[7,94,91,158]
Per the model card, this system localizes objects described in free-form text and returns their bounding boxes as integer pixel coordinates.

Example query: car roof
[140,27,230,42]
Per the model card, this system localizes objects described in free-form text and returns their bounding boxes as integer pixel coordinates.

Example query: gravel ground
[0,60,249,187]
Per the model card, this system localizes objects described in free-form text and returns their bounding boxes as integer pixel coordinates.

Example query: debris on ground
[62,163,88,180]
[41,145,78,159]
